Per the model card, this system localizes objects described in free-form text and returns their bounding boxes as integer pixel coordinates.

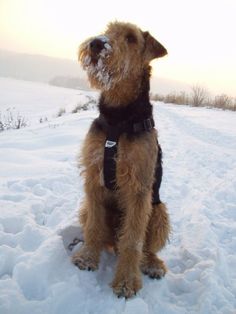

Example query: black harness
[96,114,162,204]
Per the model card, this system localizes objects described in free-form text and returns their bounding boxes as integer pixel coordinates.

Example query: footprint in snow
[58,224,84,256]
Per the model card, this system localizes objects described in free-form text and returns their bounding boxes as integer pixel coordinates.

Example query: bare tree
[233,98,236,111]
[191,85,209,107]
[214,94,232,110]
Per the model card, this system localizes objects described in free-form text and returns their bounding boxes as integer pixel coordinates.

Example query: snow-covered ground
[0,78,235,314]
[0,77,95,123]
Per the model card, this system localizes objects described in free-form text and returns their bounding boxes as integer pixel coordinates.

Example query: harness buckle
[143,118,154,131]
[105,140,117,148]
[133,118,154,133]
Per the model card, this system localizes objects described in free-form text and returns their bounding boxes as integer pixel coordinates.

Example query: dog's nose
[89,39,105,54]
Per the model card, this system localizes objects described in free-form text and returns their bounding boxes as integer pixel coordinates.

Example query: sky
[0,0,235,96]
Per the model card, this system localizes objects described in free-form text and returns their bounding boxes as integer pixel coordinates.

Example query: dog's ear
[143,31,167,62]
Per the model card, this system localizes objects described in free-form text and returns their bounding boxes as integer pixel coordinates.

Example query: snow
[0,77,96,123]
[0,78,236,314]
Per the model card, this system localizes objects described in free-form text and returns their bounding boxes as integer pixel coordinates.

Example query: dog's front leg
[72,187,108,271]
[112,192,152,298]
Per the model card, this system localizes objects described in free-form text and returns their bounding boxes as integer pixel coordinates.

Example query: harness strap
[133,118,155,133]
[152,144,162,204]
[103,126,119,190]
[102,116,158,195]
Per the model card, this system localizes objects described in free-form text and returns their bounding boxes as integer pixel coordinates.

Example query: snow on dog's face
[79,35,113,90]
[78,22,167,91]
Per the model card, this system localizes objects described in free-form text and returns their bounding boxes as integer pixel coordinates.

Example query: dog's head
[79,22,167,91]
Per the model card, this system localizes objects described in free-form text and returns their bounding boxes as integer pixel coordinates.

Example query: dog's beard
[79,42,114,91]
[79,39,138,91]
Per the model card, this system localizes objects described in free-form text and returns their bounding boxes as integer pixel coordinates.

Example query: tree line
[151,85,236,111]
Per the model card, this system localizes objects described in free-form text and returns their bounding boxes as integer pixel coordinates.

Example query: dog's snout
[90,39,105,54]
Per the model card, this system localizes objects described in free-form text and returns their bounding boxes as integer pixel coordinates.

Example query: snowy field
[0,78,235,314]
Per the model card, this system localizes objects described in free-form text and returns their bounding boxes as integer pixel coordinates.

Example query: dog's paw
[72,247,99,271]
[141,255,167,279]
[112,274,142,299]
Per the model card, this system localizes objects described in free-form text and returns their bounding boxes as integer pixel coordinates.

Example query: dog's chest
[85,136,131,166]
[83,132,138,183]
[83,129,156,191]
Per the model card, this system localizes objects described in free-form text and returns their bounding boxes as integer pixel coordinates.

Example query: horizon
[0,0,236,97]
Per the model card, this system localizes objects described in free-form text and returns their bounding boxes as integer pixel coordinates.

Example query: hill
[0,50,189,94]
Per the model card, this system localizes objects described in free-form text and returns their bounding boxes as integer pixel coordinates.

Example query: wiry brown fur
[72,21,170,298]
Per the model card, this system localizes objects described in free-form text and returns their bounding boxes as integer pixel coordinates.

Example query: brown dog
[72,21,170,298]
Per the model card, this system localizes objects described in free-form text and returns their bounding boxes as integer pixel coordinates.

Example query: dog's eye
[126,33,137,44]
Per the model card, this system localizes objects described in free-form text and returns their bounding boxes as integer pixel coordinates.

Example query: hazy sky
[0,0,235,96]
